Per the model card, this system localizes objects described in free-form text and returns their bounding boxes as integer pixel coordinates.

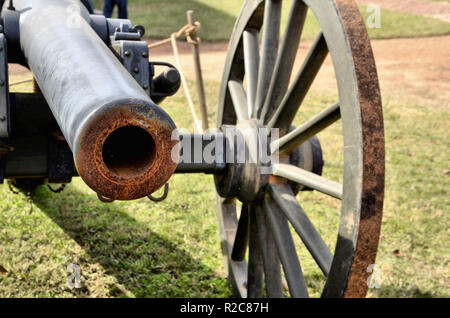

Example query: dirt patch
[9,63,29,75]
[146,36,450,109]
[357,0,450,22]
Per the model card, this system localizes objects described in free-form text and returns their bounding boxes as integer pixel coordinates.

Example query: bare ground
[146,36,450,109]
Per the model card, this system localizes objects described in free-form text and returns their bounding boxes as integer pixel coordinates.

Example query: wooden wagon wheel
[214,0,384,298]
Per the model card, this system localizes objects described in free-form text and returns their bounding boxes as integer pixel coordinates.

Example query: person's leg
[116,0,128,19]
[103,0,114,18]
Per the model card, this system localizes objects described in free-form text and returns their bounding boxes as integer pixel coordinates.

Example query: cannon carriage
[0,0,384,298]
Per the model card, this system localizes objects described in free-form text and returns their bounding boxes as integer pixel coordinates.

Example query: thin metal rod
[187,10,208,132]
[231,204,250,262]
[268,32,329,135]
[271,102,341,154]
[243,29,260,118]
[264,196,309,298]
[9,77,33,87]
[260,0,308,123]
[247,205,264,297]
[272,164,343,200]
[253,0,282,119]
[228,80,249,122]
[268,183,333,276]
[255,204,283,297]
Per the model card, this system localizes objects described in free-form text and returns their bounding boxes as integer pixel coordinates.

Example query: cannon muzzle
[6,0,179,200]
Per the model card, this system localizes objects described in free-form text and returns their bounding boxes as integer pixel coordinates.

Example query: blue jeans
[103,0,128,19]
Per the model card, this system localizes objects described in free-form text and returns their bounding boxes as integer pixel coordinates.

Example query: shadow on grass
[30,184,226,297]
[369,284,437,298]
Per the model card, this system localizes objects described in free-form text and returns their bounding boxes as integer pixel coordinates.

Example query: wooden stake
[187,10,208,132]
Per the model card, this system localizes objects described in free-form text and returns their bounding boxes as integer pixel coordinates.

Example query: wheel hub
[214,120,271,203]
[214,120,324,204]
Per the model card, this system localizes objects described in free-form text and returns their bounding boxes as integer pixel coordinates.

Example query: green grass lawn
[91,0,450,41]
[1,75,448,297]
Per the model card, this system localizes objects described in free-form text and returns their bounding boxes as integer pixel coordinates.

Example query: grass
[1,73,449,297]
[91,0,450,41]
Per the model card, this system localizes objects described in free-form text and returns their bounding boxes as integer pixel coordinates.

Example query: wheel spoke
[263,196,309,298]
[272,164,343,200]
[243,29,260,117]
[260,0,308,123]
[255,204,283,297]
[215,196,248,297]
[247,205,264,297]
[231,204,249,262]
[271,102,341,154]
[253,0,282,119]
[268,32,329,135]
[228,80,249,122]
[268,183,333,276]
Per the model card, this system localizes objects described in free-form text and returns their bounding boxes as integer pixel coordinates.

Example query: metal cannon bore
[102,126,157,179]
[75,102,179,201]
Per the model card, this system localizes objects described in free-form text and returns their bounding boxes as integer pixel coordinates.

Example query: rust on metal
[335,0,385,298]
[268,175,285,184]
[76,100,180,201]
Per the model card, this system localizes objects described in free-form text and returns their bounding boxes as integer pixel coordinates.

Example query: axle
[2,95,324,191]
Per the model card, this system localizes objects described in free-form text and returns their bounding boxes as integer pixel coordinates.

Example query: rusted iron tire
[215,0,384,298]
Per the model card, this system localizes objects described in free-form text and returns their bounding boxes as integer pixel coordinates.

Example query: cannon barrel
[5,0,179,200]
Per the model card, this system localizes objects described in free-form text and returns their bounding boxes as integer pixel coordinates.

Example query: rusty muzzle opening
[75,102,179,201]
[102,125,157,178]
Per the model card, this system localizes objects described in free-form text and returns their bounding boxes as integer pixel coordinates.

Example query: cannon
[0,0,385,298]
